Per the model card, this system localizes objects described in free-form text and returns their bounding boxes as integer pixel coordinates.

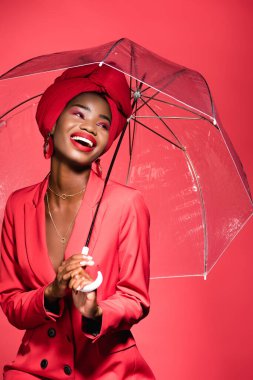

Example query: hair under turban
[36,63,132,158]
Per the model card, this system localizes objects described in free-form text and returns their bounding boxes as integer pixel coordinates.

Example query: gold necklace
[46,192,82,244]
[48,184,86,200]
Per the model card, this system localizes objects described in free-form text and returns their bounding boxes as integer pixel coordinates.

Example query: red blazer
[0,170,155,379]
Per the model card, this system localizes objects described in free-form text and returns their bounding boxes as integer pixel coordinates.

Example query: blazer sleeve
[83,190,151,341]
[0,194,64,330]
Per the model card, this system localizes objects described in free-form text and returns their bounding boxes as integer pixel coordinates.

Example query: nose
[79,119,97,136]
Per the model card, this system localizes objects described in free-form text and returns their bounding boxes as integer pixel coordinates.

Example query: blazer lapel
[24,170,108,284]
[24,176,56,285]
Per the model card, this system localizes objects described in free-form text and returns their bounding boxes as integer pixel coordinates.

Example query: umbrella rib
[128,111,137,156]
[0,94,43,120]
[138,90,209,274]
[0,57,41,79]
[198,72,215,120]
[137,94,184,148]
[140,94,216,128]
[135,88,162,113]
[131,85,186,150]
[184,152,208,278]
[132,68,188,97]
[130,54,213,125]
[99,38,125,64]
[129,45,134,102]
[111,66,215,122]
[134,89,208,273]
[128,46,134,151]
[133,118,184,151]
[0,38,125,79]
[133,101,208,276]
[129,75,146,153]
[126,117,137,184]
[135,115,202,121]
[126,76,148,182]
[131,84,152,96]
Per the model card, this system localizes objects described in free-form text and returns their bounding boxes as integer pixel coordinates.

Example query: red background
[0,1,253,379]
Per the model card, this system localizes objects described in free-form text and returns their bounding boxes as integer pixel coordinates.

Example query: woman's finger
[62,266,94,281]
[75,279,91,292]
[70,275,91,291]
[61,257,94,272]
[64,254,94,264]
[64,260,92,273]
[59,260,94,279]
[68,274,81,290]
[62,267,83,281]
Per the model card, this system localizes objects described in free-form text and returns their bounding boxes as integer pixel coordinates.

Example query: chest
[13,194,124,293]
[44,198,83,272]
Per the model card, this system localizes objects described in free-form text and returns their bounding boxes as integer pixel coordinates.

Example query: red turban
[36,63,132,158]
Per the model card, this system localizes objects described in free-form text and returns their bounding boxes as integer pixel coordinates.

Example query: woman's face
[52,92,111,167]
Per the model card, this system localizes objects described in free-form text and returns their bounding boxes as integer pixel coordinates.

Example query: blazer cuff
[82,315,102,339]
[42,286,65,321]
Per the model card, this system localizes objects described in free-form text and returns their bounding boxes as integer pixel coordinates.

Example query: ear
[51,124,56,135]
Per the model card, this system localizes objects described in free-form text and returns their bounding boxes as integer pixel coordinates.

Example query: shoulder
[5,181,42,209]
[104,179,150,218]
[105,179,144,202]
[1,182,42,226]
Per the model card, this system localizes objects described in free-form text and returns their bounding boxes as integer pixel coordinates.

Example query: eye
[97,122,110,131]
[73,111,84,119]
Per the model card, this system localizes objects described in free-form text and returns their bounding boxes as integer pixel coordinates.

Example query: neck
[49,158,91,196]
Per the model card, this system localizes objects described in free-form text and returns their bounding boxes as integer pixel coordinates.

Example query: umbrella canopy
[0,38,252,279]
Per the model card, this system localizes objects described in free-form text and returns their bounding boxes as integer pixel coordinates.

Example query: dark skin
[44,92,111,319]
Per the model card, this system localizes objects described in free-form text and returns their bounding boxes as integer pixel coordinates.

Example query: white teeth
[71,136,93,147]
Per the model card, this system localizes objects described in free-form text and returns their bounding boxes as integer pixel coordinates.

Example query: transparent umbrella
[0,38,252,279]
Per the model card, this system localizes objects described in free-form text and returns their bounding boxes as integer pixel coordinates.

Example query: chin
[53,150,90,168]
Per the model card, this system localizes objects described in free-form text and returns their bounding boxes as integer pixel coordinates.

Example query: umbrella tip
[134,90,141,100]
[204,273,207,280]
[0,119,7,128]
[213,118,217,126]
[99,61,104,67]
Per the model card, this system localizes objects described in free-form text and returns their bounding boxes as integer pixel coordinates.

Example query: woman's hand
[44,254,94,302]
[72,288,102,319]
[70,272,102,319]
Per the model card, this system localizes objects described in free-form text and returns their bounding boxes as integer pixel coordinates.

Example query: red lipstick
[70,132,97,152]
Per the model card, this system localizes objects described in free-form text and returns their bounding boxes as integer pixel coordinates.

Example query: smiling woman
[0,64,155,379]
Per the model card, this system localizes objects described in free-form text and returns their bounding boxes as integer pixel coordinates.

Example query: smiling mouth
[71,135,94,148]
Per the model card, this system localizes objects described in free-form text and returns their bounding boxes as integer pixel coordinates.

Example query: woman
[0,64,155,379]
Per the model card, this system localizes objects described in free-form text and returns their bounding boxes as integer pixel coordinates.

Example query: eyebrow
[71,103,111,123]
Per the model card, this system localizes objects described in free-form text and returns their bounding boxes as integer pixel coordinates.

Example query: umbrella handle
[78,246,103,292]
[78,271,103,293]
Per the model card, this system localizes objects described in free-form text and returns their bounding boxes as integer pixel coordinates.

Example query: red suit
[0,170,155,379]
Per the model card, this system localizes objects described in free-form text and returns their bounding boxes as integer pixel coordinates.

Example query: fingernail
[81,255,93,260]
[80,260,94,266]
[76,286,81,291]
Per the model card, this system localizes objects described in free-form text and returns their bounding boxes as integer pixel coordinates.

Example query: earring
[43,133,54,159]
[95,158,102,177]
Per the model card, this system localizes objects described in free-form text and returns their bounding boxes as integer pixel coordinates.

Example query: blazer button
[48,328,56,338]
[40,359,48,369]
[64,365,72,375]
